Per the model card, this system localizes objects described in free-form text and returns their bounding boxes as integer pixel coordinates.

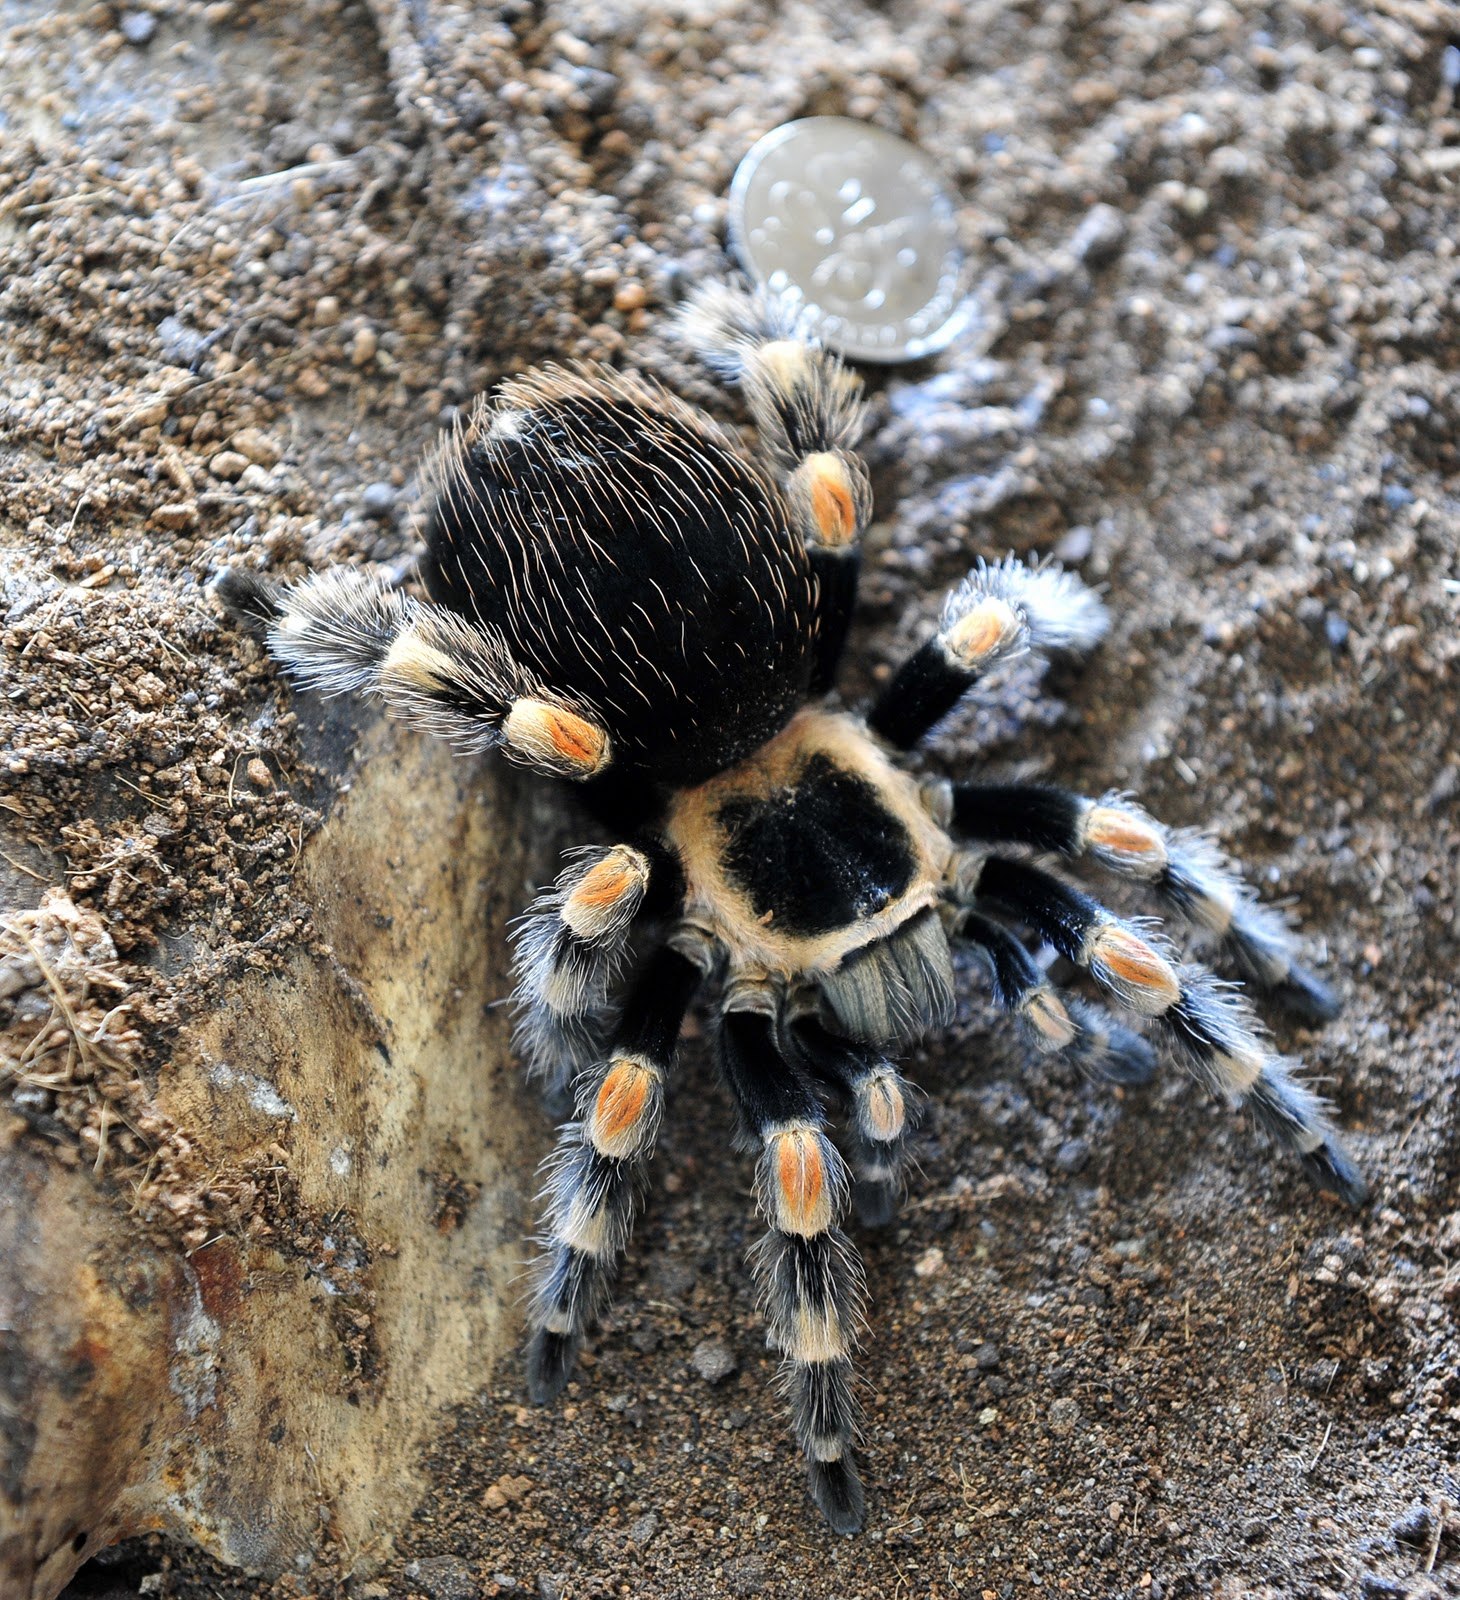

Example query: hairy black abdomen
[420,370,818,789]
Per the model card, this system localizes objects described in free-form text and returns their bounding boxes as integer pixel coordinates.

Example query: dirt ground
[4,0,1459,1596]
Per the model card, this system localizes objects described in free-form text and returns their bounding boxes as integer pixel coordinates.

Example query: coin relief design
[729,116,971,363]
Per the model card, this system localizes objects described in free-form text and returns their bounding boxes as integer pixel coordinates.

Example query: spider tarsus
[1088,1024,1159,1087]
[1300,1138,1369,1208]
[537,1079,576,1122]
[526,1327,580,1404]
[1267,965,1342,1025]
[808,1455,866,1536]
[211,566,283,633]
[851,1177,899,1230]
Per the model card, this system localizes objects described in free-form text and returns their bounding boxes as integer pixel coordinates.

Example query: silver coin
[728,116,971,365]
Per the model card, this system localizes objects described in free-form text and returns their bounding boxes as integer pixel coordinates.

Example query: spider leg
[951,783,1338,1022]
[955,909,1157,1086]
[525,942,702,1403]
[782,1012,922,1228]
[678,280,872,692]
[963,855,1367,1205]
[213,566,612,779]
[868,556,1107,750]
[719,984,867,1534]
[510,843,660,1109]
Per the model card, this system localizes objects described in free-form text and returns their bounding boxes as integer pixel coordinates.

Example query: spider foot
[808,1455,866,1535]
[526,1327,580,1404]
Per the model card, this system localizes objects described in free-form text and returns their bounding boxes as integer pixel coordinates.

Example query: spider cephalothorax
[217,280,1366,1535]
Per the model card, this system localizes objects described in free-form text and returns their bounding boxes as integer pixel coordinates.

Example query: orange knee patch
[943,597,1023,668]
[803,453,859,548]
[1090,924,1181,1014]
[1085,806,1168,876]
[563,847,649,940]
[770,1128,834,1237]
[503,698,611,778]
[587,1057,658,1159]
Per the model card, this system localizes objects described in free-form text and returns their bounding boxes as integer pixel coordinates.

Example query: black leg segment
[953,782,1340,1021]
[718,993,868,1533]
[525,944,701,1403]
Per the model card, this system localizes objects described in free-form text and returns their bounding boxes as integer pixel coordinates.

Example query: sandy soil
[3,0,1458,1596]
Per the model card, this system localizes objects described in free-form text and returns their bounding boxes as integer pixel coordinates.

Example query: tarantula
[217,280,1366,1535]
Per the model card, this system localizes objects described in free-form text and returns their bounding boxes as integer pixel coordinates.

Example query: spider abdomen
[420,365,820,787]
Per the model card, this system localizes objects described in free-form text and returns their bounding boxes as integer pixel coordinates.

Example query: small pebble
[1443,43,1460,90]
[120,11,157,45]
[1301,1358,1340,1393]
[1324,614,1349,650]
[231,427,282,468]
[690,1338,736,1384]
[209,451,249,480]
[362,482,399,518]
[1047,1397,1081,1435]
[914,1245,945,1278]
[245,757,272,791]
[1053,525,1093,563]
[1055,1138,1090,1174]
[627,1510,660,1546]
[151,502,198,531]
[401,1555,479,1600]
[351,326,379,366]
[1391,1502,1435,1547]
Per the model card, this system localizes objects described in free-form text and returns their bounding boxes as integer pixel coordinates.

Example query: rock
[724,1555,771,1595]
[690,1338,736,1384]
[362,482,399,518]
[1055,1138,1090,1174]
[150,502,198,531]
[351,326,379,366]
[627,1511,659,1546]
[1391,1502,1435,1548]
[1358,1575,1408,1600]
[1047,1397,1081,1435]
[914,1245,945,1277]
[120,11,157,45]
[403,1555,480,1600]
[231,428,282,468]
[1300,1358,1340,1393]
[482,1474,532,1510]
[1053,524,1093,563]
[209,451,249,480]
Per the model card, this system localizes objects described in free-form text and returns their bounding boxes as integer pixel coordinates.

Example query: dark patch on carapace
[717,755,914,936]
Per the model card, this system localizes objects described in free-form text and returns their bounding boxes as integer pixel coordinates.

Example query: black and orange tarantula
[218,281,1366,1534]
